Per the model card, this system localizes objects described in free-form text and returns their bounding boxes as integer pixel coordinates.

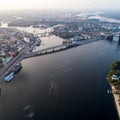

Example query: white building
[24,37,30,43]
[111,75,119,81]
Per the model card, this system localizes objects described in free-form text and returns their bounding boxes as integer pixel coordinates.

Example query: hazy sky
[0,0,120,10]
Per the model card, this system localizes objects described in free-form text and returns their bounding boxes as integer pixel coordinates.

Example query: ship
[13,63,22,74]
[4,72,14,82]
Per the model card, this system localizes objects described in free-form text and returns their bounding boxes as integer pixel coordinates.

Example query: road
[0,38,39,83]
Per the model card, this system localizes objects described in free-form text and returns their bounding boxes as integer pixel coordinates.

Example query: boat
[4,72,14,82]
[107,90,112,94]
[14,63,22,74]
[107,90,110,94]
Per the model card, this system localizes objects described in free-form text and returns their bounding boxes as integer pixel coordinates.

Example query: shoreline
[111,85,120,119]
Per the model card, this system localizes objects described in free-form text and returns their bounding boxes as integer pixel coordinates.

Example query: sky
[0,0,120,10]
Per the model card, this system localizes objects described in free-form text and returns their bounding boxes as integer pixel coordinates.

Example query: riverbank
[107,61,120,119]
[111,86,120,119]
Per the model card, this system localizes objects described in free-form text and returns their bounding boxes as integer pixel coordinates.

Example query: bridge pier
[119,33,120,41]
[106,35,113,40]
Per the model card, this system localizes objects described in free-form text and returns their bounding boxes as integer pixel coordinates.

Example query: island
[107,60,120,118]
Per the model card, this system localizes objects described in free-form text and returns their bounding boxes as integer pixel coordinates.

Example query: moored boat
[4,72,14,82]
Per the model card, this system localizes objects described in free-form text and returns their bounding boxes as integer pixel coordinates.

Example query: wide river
[0,24,119,120]
[0,37,120,120]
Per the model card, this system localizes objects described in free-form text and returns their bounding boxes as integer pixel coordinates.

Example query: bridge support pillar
[106,35,113,40]
[119,33,120,41]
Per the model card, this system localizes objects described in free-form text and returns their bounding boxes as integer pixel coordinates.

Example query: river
[0,23,119,120]
[0,38,119,120]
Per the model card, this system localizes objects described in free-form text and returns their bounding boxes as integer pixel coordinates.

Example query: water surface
[0,39,119,120]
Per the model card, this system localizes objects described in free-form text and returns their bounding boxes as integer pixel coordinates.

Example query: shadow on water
[49,78,57,106]
[17,105,36,120]
[47,78,58,120]
[49,79,56,97]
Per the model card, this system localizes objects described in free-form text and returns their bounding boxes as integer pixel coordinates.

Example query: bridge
[104,32,120,41]
[0,31,120,83]
[23,38,101,59]
[24,44,70,58]
[0,37,102,83]
[34,32,53,37]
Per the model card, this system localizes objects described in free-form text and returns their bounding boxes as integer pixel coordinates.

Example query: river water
[0,38,119,120]
[0,23,119,120]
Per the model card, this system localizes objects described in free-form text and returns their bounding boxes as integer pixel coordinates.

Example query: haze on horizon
[0,0,120,10]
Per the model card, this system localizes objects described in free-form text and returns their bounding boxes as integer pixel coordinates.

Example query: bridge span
[34,32,52,37]
[104,32,120,41]
[24,38,101,59]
